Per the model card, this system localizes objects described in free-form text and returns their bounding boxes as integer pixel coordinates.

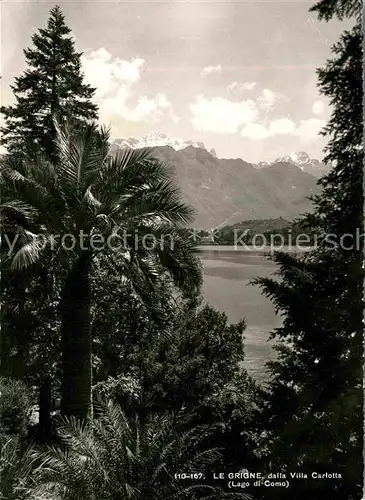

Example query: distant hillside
[196,218,313,246]
[111,142,320,229]
[217,217,292,233]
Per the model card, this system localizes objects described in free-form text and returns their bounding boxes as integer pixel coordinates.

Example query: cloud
[81,48,178,125]
[257,88,286,112]
[123,94,180,124]
[296,117,326,142]
[241,116,324,142]
[189,87,323,143]
[269,118,297,135]
[227,81,256,91]
[227,82,238,91]
[88,47,111,62]
[312,99,325,116]
[190,96,258,133]
[201,64,222,76]
[240,119,296,140]
[82,49,144,98]
[240,123,269,140]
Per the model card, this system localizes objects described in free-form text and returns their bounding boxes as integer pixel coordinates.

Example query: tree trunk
[1,274,29,379]
[60,251,92,420]
[39,375,52,442]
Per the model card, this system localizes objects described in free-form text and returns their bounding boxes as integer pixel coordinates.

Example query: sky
[1,0,350,162]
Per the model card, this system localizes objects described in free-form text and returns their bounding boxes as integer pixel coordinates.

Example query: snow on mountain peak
[256,152,329,178]
[113,132,206,151]
[276,151,313,165]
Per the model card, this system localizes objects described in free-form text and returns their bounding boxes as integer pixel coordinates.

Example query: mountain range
[111,133,326,228]
[256,151,329,178]
[113,132,217,158]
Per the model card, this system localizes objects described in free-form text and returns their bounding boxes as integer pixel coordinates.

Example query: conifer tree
[252,2,363,499]
[0,5,98,159]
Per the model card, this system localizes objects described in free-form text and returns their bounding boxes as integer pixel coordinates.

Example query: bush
[92,373,143,417]
[0,377,34,437]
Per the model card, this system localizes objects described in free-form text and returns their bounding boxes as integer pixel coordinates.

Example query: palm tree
[0,434,39,500]
[0,122,201,420]
[30,398,251,500]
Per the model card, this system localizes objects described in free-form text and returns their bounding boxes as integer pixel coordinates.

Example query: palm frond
[0,200,39,227]
[28,400,251,500]
[10,230,52,270]
[0,435,38,500]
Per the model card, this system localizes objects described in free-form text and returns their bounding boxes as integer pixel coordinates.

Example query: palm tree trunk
[39,375,52,442]
[60,251,92,420]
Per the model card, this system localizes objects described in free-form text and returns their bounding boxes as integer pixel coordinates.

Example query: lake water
[199,246,284,384]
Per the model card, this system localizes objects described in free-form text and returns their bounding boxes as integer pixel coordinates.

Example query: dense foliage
[252,3,363,499]
[31,399,252,500]
[0,3,99,441]
[0,2,362,499]
[0,378,35,437]
[1,123,202,420]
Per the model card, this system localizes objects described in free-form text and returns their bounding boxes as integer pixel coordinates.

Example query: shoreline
[198,245,313,255]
